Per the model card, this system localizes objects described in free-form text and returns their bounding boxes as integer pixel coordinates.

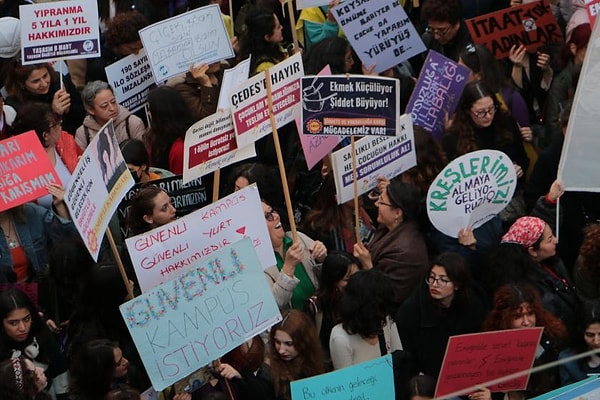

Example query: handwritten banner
[436,328,543,397]
[183,111,256,184]
[330,114,416,204]
[65,121,134,260]
[406,50,470,140]
[290,355,394,400]
[105,49,157,113]
[120,238,281,391]
[117,175,211,240]
[139,5,234,82]
[301,75,399,136]
[0,131,60,212]
[466,0,562,59]
[230,53,303,149]
[427,150,517,238]
[332,0,425,73]
[125,184,276,292]
[19,0,100,64]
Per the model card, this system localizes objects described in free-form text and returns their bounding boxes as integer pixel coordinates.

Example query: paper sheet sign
[466,0,562,59]
[0,131,60,212]
[427,150,517,238]
[120,238,281,391]
[436,327,543,397]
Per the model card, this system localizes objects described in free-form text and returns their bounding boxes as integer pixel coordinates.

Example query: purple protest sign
[406,50,470,140]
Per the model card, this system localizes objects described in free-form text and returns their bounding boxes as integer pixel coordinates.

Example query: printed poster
[120,238,282,391]
[19,0,100,64]
[427,150,517,238]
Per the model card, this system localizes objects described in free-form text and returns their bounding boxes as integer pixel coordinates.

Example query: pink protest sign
[0,131,60,212]
[435,327,543,397]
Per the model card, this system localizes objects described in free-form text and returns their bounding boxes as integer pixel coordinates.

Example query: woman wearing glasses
[353,180,428,305]
[262,201,327,310]
[443,80,529,181]
[396,252,488,378]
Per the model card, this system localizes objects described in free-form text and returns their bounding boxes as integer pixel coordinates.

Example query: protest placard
[290,354,394,400]
[296,65,343,170]
[65,121,134,260]
[218,58,250,111]
[0,131,61,212]
[120,238,281,391]
[105,49,157,113]
[406,50,470,140]
[139,5,234,82]
[588,0,600,28]
[117,175,211,240]
[297,0,329,10]
[427,150,517,238]
[531,376,600,399]
[558,16,600,191]
[183,111,255,184]
[330,114,416,204]
[466,0,562,59]
[19,0,99,65]
[230,53,303,149]
[436,328,543,397]
[301,75,399,136]
[331,0,425,73]
[125,184,276,292]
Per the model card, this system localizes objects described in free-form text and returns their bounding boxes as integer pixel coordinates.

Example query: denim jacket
[0,203,75,282]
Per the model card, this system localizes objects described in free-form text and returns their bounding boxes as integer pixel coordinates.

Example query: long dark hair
[0,289,44,359]
[303,37,351,74]
[5,62,57,102]
[126,184,167,236]
[429,252,471,308]
[313,251,361,312]
[445,80,515,157]
[69,339,121,400]
[238,8,286,75]
[0,357,51,400]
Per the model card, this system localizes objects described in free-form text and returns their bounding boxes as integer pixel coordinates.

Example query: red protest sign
[588,0,600,29]
[435,327,543,398]
[466,0,562,59]
[0,131,60,212]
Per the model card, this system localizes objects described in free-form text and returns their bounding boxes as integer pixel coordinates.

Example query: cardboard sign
[436,328,543,397]
[531,376,600,399]
[290,355,394,400]
[558,15,600,191]
[218,58,251,111]
[120,238,282,391]
[117,175,211,240]
[297,65,343,170]
[0,131,61,212]
[588,0,600,29]
[330,114,417,204]
[139,5,234,82]
[332,0,426,73]
[466,0,562,59]
[19,0,100,64]
[427,150,517,238]
[406,50,470,140]
[301,75,399,136]
[183,111,256,184]
[125,184,276,292]
[105,49,157,113]
[65,121,134,260]
[230,53,303,149]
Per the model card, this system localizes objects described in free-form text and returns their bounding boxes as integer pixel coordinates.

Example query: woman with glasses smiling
[396,252,488,378]
[443,80,529,181]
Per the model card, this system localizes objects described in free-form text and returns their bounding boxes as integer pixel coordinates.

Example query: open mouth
[275,222,282,229]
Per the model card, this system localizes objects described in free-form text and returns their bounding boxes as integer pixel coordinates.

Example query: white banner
[105,49,156,113]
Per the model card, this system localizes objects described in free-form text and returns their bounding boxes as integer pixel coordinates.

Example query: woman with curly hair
[483,283,567,398]
[442,80,529,180]
[396,252,488,378]
[145,86,194,174]
[574,224,600,303]
[330,269,402,370]
[559,300,600,385]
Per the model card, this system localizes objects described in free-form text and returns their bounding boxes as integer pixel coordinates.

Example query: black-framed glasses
[264,209,278,221]
[426,275,452,287]
[471,106,497,119]
[375,195,394,208]
[425,25,452,37]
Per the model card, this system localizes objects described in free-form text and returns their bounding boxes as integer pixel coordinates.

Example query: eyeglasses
[426,275,452,287]
[426,25,452,37]
[264,209,278,221]
[375,195,394,208]
[471,106,497,119]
